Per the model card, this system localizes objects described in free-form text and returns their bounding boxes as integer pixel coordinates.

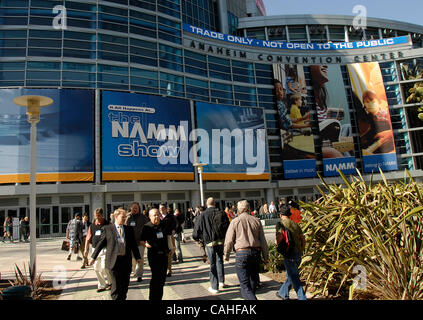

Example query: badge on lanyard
[130,222,136,227]
[95,230,101,236]
[156,231,163,239]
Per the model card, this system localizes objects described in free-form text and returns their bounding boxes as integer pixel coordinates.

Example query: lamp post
[13,95,53,275]
[193,163,207,207]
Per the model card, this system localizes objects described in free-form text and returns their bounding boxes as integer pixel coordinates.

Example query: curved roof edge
[238,14,423,34]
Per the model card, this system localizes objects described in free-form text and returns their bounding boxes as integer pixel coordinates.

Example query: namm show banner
[101,91,193,181]
[195,102,269,181]
[0,88,94,183]
[347,62,398,173]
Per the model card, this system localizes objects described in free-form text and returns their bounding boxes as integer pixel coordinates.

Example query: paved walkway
[0,227,312,300]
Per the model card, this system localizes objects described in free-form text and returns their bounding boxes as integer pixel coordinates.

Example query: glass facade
[1,1,423,183]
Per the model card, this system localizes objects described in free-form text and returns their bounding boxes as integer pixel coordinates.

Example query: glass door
[39,207,51,237]
[0,209,5,237]
[60,207,72,234]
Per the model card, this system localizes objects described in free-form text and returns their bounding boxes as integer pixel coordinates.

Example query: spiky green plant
[10,263,48,299]
[299,169,423,300]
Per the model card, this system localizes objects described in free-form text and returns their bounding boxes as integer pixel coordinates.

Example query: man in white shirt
[269,201,278,218]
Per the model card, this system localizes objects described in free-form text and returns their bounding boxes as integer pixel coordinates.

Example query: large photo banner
[310,65,356,176]
[102,91,193,181]
[0,89,94,183]
[273,64,317,179]
[347,62,398,173]
[195,102,269,180]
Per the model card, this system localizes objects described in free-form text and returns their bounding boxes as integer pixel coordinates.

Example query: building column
[190,190,201,208]
[91,192,105,213]
[265,188,275,206]
[216,0,229,34]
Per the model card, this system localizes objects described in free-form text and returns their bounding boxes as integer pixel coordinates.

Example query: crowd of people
[63,198,307,301]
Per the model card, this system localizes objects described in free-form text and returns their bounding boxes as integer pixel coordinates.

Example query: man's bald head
[206,197,215,208]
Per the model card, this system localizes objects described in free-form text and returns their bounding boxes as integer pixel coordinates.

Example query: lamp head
[13,95,53,123]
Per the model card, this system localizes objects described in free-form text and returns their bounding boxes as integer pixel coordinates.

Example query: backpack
[212,208,229,241]
[276,222,295,256]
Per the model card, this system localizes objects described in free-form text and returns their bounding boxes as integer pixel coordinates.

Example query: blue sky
[262,0,422,27]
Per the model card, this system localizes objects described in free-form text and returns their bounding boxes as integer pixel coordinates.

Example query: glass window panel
[0,71,25,80]
[28,38,61,48]
[26,70,60,80]
[63,49,95,59]
[29,29,61,39]
[62,71,95,82]
[130,37,156,49]
[159,60,183,72]
[27,61,60,70]
[160,72,183,83]
[0,0,28,7]
[0,62,25,70]
[130,76,158,87]
[98,64,128,75]
[130,0,156,11]
[98,34,128,45]
[130,68,157,79]
[64,31,95,41]
[130,25,156,38]
[0,30,26,38]
[130,55,157,67]
[62,62,95,72]
[130,46,156,58]
[98,51,128,62]
[27,48,61,57]
[0,39,26,47]
[98,73,129,84]
[0,48,26,56]
[158,32,181,44]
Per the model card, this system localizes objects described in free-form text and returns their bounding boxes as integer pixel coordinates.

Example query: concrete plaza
[0,227,312,300]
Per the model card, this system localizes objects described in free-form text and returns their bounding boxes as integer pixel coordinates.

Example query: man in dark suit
[89,208,141,300]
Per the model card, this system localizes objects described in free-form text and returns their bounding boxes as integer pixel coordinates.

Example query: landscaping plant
[298,169,423,300]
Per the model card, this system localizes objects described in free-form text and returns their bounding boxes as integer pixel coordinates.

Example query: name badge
[118,237,125,244]
[130,222,136,227]
[156,232,163,239]
[95,230,101,236]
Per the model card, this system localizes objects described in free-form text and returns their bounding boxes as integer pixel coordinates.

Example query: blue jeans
[205,245,224,290]
[235,249,260,300]
[278,251,306,300]
[172,233,183,262]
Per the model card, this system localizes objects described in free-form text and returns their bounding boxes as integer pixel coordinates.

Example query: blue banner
[102,91,193,181]
[0,89,94,183]
[195,102,269,180]
[363,153,398,173]
[323,157,357,177]
[284,159,317,179]
[184,24,410,51]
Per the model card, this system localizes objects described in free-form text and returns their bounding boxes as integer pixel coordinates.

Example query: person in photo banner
[310,65,354,159]
[359,90,395,155]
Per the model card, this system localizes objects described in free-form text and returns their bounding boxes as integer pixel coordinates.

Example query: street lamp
[193,163,207,207]
[13,95,53,275]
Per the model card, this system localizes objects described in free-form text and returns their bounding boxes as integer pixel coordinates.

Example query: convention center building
[1,0,423,237]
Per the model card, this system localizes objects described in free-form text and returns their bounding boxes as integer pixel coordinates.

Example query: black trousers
[110,255,132,300]
[147,251,168,300]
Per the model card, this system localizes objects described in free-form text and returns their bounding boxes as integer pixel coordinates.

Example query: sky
[262,0,423,27]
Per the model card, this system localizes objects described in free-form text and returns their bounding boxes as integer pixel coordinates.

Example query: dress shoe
[97,288,106,293]
[166,271,172,277]
[137,277,143,282]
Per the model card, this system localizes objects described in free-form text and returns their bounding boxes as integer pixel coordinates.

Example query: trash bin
[1,285,33,300]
